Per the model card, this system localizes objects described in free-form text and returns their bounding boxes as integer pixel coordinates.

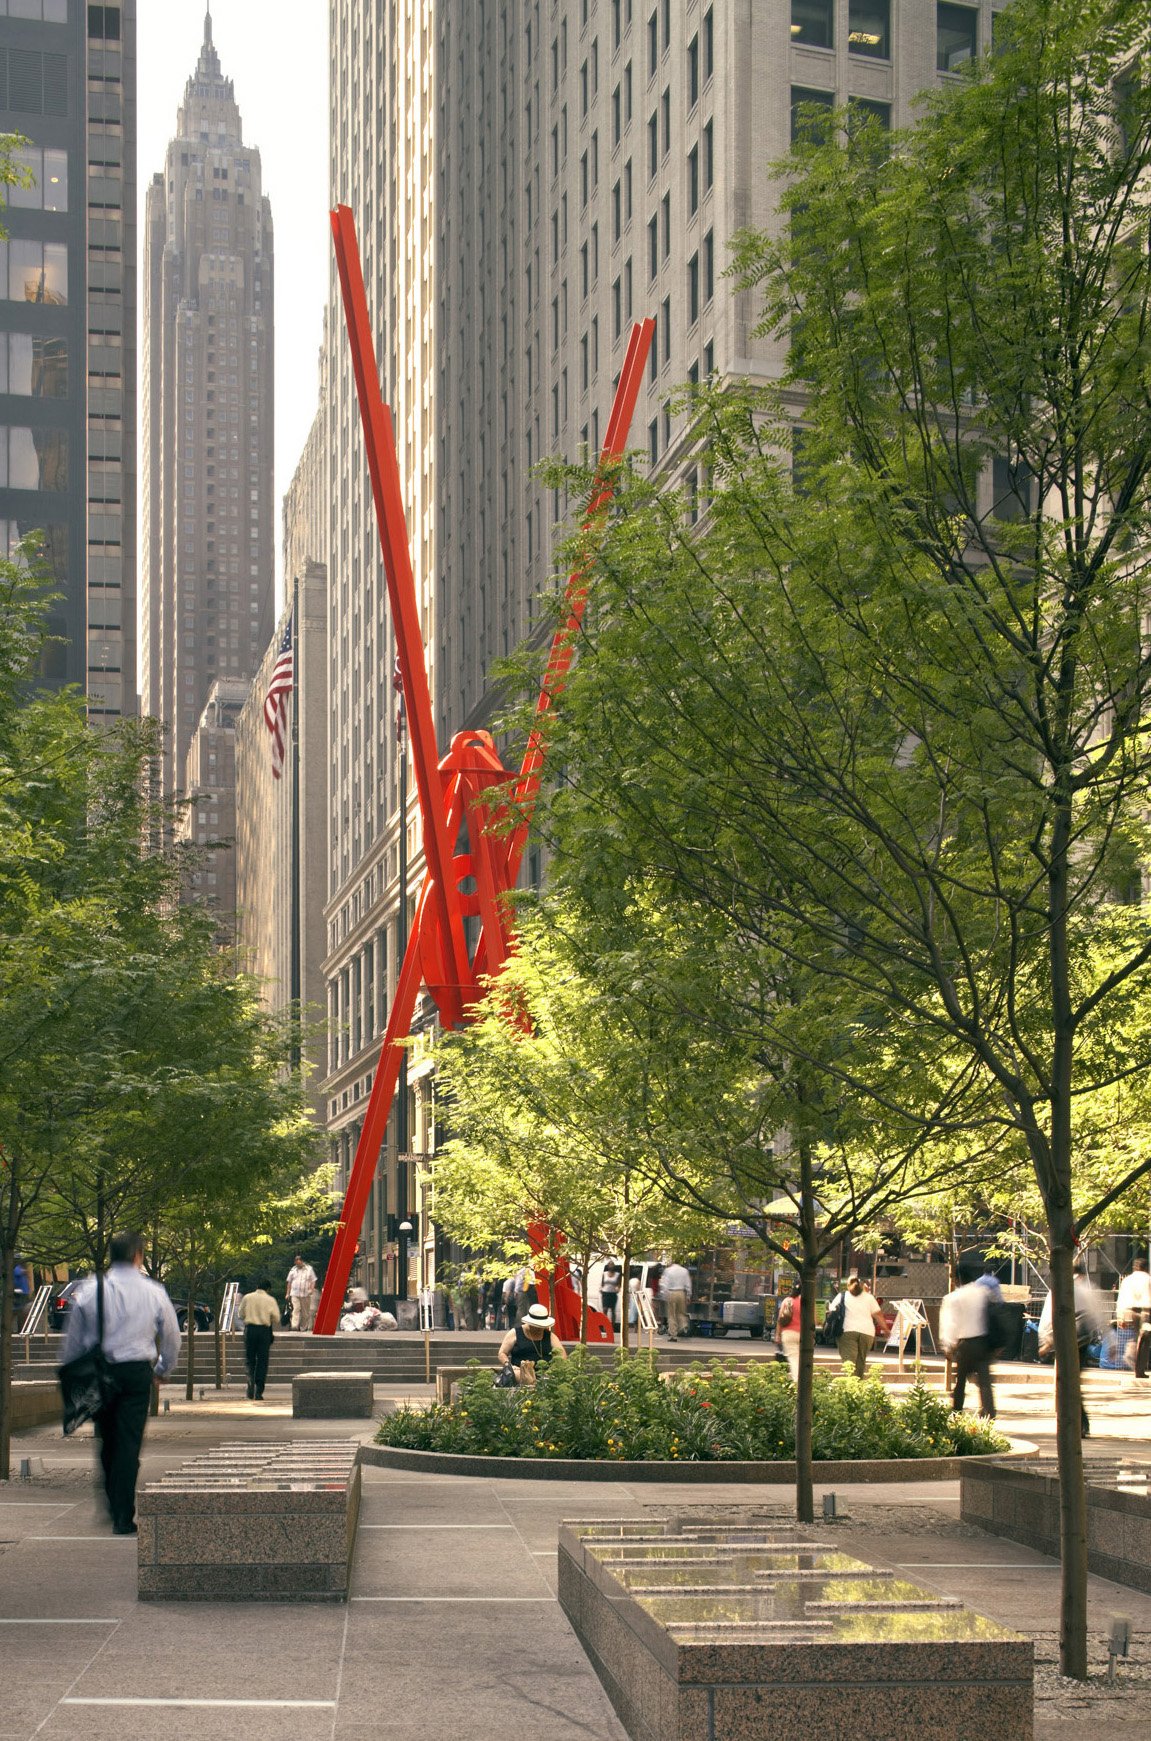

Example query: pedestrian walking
[776,1281,802,1382]
[59,1231,180,1535]
[940,1269,997,1417]
[284,1254,317,1331]
[599,1256,623,1328]
[500,1274,516,1330]
[660,1259,692,1342]
[1038,1261,1107,1436]
[837,1274,885,1377]
[13,1253,30,1331]
[237,1278,279,1400]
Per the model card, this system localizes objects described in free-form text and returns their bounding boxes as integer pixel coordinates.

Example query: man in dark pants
[60,1231,181,1534]
[237,1279,279,1399]
[940,1269,997,1418]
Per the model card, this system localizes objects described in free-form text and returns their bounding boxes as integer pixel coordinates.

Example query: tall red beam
[314,206,654,1336]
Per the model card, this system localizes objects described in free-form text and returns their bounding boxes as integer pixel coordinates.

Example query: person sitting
[497,1302,568,1384]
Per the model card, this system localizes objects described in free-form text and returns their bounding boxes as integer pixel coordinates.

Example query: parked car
[47,1278,86,1330]
[175,1303,213,1332]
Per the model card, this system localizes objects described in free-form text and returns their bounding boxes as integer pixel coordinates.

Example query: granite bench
[292,1369,374,1418]
[435,1362,494,1403]
[559,1509,1033,1741]
[11,1379,60,1430]
[137,1439,361,1600]
[961,1455,1151,1594]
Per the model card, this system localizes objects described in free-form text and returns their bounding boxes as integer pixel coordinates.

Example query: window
[580,58,589,114]
[612,177,622,240]
[87,4,120,36]
[688,143,699,213]
[688,35,699,106]
[581,150,589,206]
[688,251,699,323]
[613,275,622,337]
[661,191,670,258]
[848,0,890,58]
[703,119,714,189]
[661,86,670,155]
[848,95,891,131]
[791,86,835,145]
[9,145,67,210]
[624,59,633,121]
[612,82,621,142]
[648,213,658,278]
[0,332,66,396]
[648,9,658,75]
[612,0,621,49]
[0,425,67,491]
[937,3,978,72]
[661,295,670,362]
[649,418,659,465]
[624,157,633,219]
[3,239,67,304]
[703,6,714,79]
[703,230,714,302]
[648,111,658,177]
[791,0,833,49]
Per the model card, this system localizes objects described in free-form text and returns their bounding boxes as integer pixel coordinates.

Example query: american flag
[263,613,294,780]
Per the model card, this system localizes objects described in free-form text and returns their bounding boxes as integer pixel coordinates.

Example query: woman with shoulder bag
[776,1282,802,1382]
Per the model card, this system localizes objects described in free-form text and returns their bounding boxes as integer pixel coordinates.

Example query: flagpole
[290,574,301,1074]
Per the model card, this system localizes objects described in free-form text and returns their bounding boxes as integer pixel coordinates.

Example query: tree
[431,912,727,1343]
[520,0,1151,1675]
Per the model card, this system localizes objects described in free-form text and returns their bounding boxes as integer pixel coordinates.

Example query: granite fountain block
[136,1439,361,1601]
[558,1510,1033,1741]
[960,1455,1151,1593]
[292,1369,375,1418]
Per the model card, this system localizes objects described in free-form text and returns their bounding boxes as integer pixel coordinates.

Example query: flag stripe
[263,615,294,780]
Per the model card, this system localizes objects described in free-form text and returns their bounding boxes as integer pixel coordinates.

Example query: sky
[137,0,330,605]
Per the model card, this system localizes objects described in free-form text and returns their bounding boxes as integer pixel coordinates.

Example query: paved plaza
[2,1352,1149,1740]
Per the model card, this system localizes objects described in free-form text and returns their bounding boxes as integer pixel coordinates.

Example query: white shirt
[286,1263,316,1297]
[661,1263,692,1297]
[62,1264,181,1375]
[1116,1270,1151,1315]
[1038,1277,1106,1344]
[939,1281,990,1349]
[842,1286,881,1335]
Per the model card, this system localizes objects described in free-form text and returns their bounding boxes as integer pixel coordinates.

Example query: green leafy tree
[517,0,1151,1675]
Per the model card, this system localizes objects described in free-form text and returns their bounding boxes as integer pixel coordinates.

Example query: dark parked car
[48,1280,212,1333]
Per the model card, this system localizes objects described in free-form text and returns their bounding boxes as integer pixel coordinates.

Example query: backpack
[986,1298,1015,1356]
[777,1297,794,1329]
[823,1295,846,1342]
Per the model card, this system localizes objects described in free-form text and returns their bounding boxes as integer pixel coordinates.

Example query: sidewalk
[2,1383,1149,1741]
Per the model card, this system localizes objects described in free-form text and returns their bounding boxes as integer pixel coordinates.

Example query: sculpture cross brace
[313,206,654,1339]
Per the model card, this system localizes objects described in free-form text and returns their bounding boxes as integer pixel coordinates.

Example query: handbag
[58,1271,113,1436]
[494,1363,518,1388]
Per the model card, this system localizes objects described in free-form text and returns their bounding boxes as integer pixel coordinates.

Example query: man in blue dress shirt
[61,1230,182,1534]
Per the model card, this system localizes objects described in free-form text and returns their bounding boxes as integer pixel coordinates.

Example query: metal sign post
[21,1283,52,1361]
[636,1287,659,1355]
[419,1286,435,1384]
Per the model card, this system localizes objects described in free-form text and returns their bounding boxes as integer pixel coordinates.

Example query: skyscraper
[0,0,136,718]
[140,5,273,803]
[320,0,1010,1297]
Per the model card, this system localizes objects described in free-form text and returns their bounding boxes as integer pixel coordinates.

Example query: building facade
[179,674,247,933]
[0,0,136,717]
[235,394,328,1117]
[319,0,1009,1299]
[140,7,274,802]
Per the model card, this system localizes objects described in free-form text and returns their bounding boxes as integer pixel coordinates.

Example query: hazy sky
[137,0,330,604]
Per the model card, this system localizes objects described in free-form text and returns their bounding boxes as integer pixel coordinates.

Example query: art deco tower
[141,6,273,801]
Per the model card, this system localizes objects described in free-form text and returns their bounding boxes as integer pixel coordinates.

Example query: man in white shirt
[660,1261,692,1341]
[285,1255,317,1331]
[1116,1258,1151,1326]
[237,1279,279,1399]
[940,1270,996,1417]
[61,1231,181,1535]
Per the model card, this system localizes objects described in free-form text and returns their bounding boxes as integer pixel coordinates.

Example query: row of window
[794,0,985,72]
[0,238,67,304]
[0,0,66,19]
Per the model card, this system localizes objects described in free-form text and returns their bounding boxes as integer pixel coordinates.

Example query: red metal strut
[314,205,654,1339]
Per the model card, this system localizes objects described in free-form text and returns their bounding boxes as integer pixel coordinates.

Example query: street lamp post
[395,656,409,1300]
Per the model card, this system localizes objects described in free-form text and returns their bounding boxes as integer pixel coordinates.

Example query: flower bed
[375,1350,1009,1463]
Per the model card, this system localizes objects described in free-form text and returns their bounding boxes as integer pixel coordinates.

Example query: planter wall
[360,1441,1030,1482]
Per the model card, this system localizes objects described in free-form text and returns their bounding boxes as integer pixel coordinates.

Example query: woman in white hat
[497,1301,568,1384]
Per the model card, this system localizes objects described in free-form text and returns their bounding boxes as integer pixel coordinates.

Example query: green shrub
[376,1351,1011,1462]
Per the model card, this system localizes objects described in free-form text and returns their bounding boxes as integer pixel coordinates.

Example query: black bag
[494,1363,518,1389]
[823,1296,846,1344]
[57,1272,112,1436]
[986,1299,1015,1357]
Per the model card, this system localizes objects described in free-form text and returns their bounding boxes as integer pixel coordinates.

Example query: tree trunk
[579,1233,592,1344]
[184,1290,196,1402]
[794,1254,818,1525]
[214,1296,225,1390]
[0,1241,15,1483]
[621,1239,632,1352]
[1048,1227,1088,1680]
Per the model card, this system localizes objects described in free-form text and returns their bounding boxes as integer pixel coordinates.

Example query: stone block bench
[559,1509,1032,1741]
[11,1379,60,1430]
[435,1362,495,1404]
[137,1439,361,1600]
[292,1370,374,1418]
[961,1454,1151,1594]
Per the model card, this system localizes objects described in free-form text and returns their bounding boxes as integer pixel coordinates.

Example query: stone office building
[0,0,136,717]
[140,7,274,805]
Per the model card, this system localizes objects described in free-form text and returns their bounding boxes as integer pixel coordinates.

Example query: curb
[358,1440,1035,1483]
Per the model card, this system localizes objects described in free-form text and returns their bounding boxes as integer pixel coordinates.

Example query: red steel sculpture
[314,205,654,1339]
